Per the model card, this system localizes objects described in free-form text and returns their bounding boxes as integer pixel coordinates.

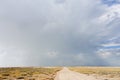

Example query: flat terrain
[0,67,120,80]
[69,67,120,80]
[0,67,61,80]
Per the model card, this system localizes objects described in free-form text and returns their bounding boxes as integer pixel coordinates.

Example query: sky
[0,0,120,67]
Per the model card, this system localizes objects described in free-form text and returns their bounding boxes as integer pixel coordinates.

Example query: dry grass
[0,67,61,80]
[69,67,120,79]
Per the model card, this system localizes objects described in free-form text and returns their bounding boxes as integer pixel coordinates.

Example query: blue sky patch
[103,45,120,49]
[102,0,120,6]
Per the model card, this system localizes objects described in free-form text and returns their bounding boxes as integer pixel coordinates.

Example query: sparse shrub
[17,76,24,79]
[2,73,10,76]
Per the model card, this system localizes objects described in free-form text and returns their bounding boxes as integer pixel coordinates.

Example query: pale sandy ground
[54,67,119,80]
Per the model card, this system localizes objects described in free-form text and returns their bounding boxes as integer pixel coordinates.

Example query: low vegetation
[0,67,61,80]
[69,67,120,79]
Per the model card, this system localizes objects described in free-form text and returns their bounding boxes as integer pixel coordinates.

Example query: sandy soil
[54,67,100,80]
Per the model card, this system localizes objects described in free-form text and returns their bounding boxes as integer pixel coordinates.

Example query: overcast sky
[0,0,120,67]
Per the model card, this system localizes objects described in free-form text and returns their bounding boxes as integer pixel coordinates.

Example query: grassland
[0,67,61,80]
[1,67,120,80]
[69,67,120,79]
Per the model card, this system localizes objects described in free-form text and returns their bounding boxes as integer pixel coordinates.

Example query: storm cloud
[0,0,120,67]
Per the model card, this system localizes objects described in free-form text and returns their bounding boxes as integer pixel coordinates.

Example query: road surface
[54,67,99,80]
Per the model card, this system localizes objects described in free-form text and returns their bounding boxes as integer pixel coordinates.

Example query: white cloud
[98,51,112,58]
[99,4,120,23]
[102,42,120,47]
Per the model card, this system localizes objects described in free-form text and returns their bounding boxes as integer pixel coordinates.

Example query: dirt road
[54,67,99,80]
